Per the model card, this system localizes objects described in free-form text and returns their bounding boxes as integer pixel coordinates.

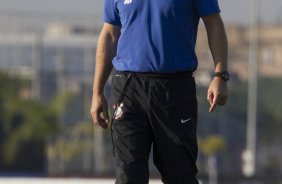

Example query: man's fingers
[209,103,217,112]
[90,109,109,129]
[209,93,227,112]
[209,93,228,112]
[101,104,109,129]
[90,107,106,128]
[91,111,102,126]
[207,92,213,106]
[209,93,219,112]
[90,95,109,129]
[207,77,228,112]
[103,103,109,122]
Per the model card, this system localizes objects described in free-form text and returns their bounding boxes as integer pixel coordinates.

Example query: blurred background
[0,0,281,183]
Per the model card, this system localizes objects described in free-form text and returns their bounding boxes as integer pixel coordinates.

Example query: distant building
[0,23,98,94]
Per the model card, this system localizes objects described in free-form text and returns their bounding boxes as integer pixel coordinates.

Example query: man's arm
[202,13,228,112]
[90,23,121,128]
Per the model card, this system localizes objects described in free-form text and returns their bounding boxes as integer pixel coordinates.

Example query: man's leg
[113,116,152,184]
[148,77,199,184]
[111,74,152,184]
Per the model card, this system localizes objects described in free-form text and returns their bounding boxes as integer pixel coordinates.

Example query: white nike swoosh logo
[181,118,193,124]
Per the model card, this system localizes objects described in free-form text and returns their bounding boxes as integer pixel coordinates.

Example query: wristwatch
[213,71,230,81]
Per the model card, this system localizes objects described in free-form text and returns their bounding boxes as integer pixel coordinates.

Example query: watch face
[222,72,229,81]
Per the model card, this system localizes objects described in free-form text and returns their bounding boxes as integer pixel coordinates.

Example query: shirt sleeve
[103,0,122,26]
[193,0,221,17]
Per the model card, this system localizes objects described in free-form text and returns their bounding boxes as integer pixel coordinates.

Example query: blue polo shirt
[104,0,221,73]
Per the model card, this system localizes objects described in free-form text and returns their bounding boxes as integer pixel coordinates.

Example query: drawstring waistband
[114,70,193,79]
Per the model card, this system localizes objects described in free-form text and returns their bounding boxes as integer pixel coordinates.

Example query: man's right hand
[90,94,109,129]
[90,23,120,129]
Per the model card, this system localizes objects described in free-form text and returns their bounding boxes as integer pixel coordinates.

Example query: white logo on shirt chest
[124,0,132,5]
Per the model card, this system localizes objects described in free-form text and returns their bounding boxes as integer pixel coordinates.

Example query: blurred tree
[0,72,69,172]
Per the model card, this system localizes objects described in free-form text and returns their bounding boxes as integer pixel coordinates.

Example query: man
[91,0,228,183]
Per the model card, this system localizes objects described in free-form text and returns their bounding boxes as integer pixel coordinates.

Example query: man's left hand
[207,77,228,112]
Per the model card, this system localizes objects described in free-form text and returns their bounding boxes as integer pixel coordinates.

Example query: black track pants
[111,70,199,184]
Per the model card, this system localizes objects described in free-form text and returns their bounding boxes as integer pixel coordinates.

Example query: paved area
[0,178,163,184]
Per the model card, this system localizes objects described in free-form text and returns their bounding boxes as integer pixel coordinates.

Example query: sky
[0,0,281,25]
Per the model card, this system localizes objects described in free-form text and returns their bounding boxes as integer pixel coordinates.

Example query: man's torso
[104,0,220,72]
